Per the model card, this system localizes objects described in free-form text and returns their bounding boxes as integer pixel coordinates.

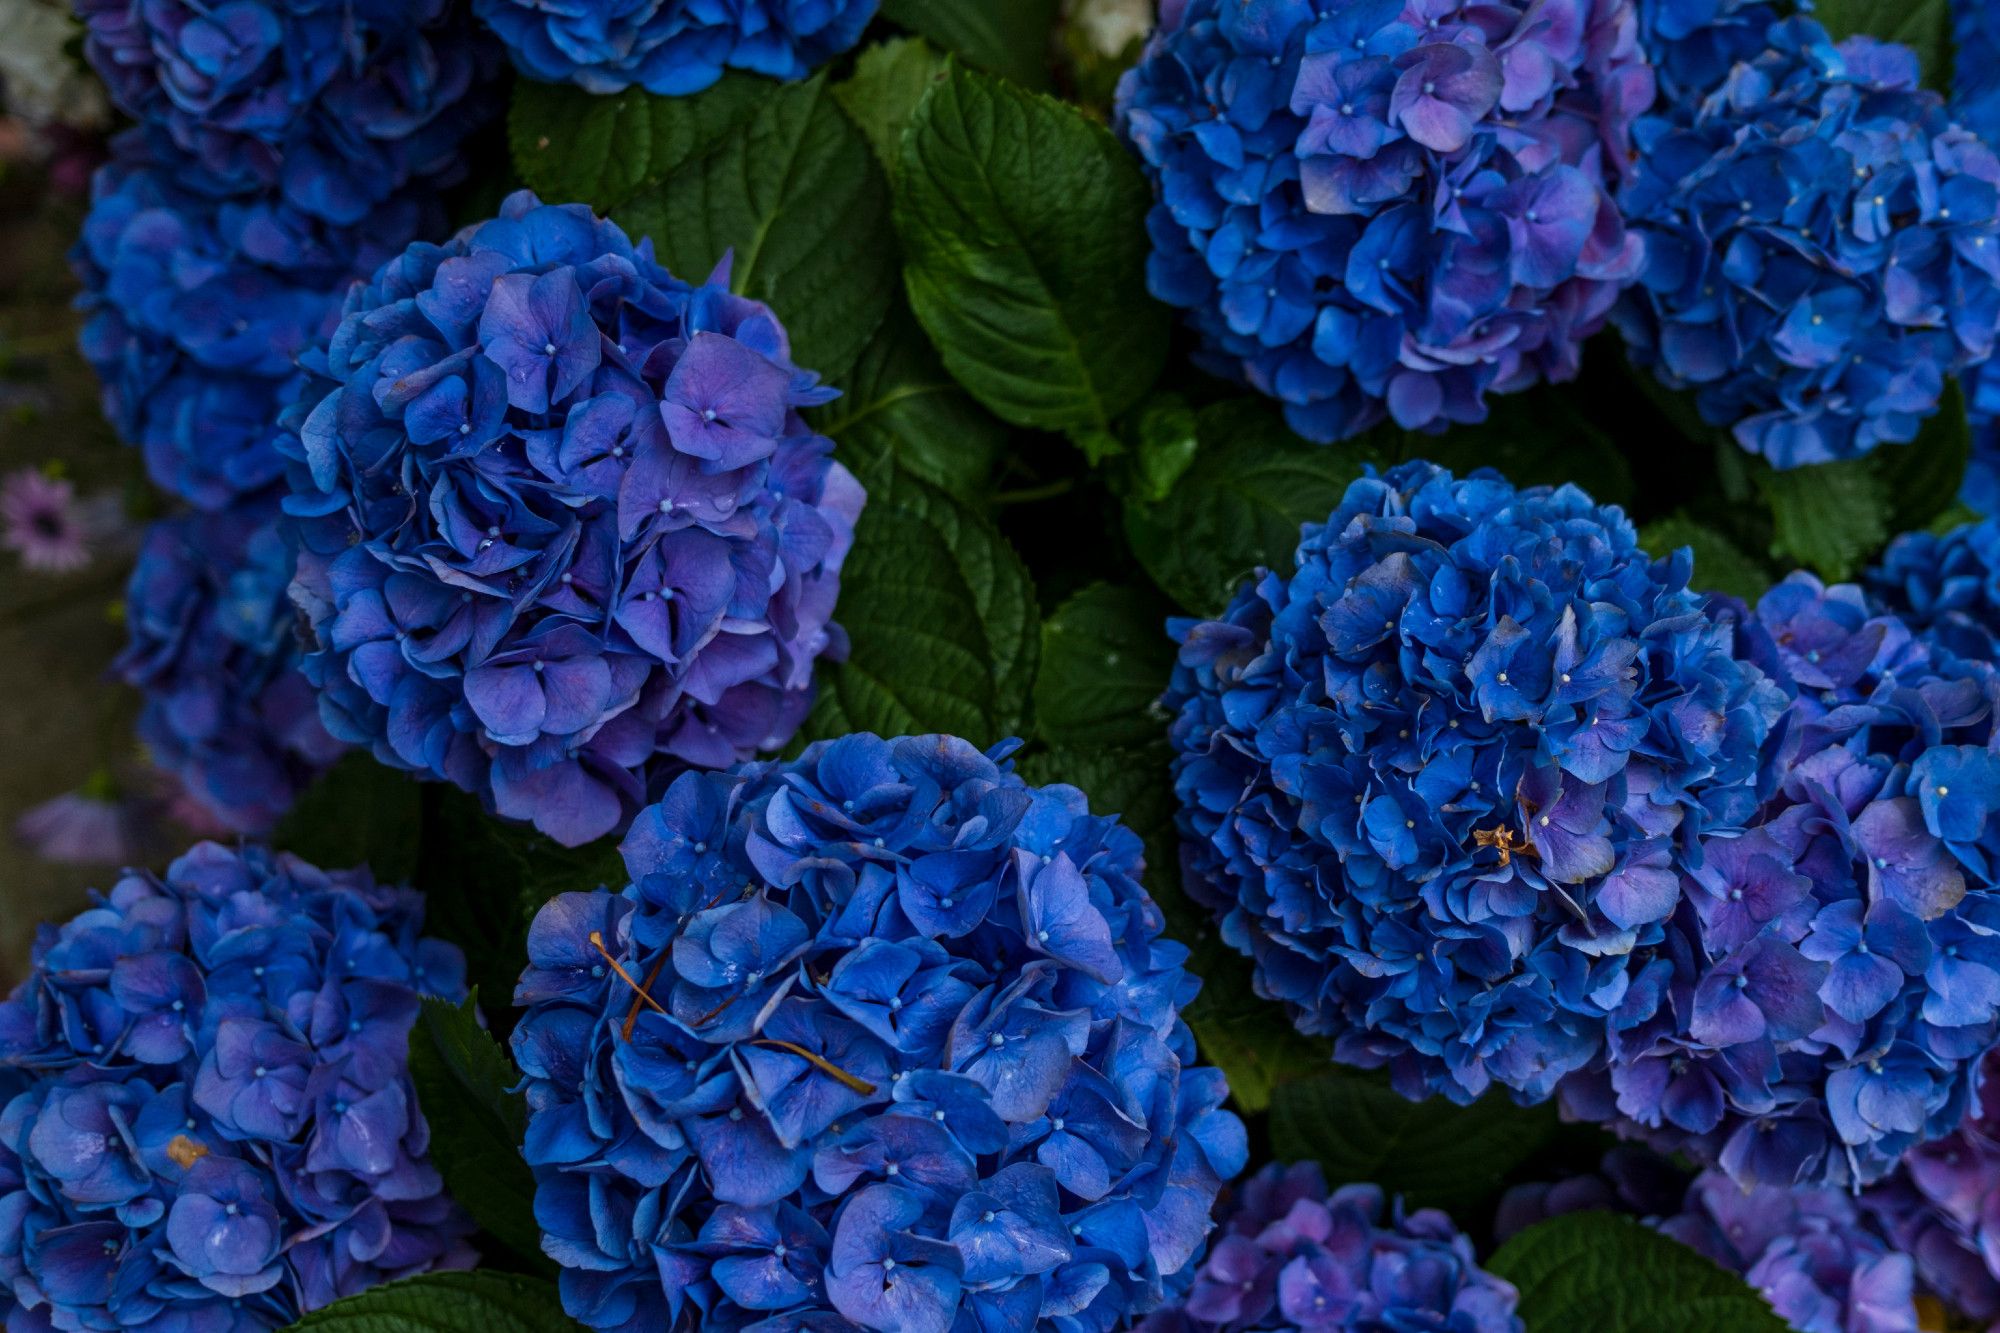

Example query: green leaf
[1639,514,1776,603]
[808,302,1007,502]
[895,62,1168,439]
[508,76,765,214]
[407,994,547,1274]
[1126,394,1200,503]
[1874,377,1971,535]
[802,467,1038,747]
[1400,382,1633,506]
[834,37,950,169]
[1757,457,1889,581]
[1488,1213,1790,1333]
[1268,1069,1561,1216]
[1813,0,1953,92]
[1125,399,1371,616]
[1033,581,1176,750]
[879,0,1060,90]
[271,753,422,884]
[283,1272,577,1333]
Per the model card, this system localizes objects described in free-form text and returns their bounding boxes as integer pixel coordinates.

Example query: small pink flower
[0,469,91,573]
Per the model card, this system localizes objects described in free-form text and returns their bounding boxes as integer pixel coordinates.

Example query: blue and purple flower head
[1615,2,2000,468]
[1138,1162,1522,1332]
[117,497,342,836]
[510,732,1247,1332]
[1952,0,2000,512]
[0,842,472,1331]
[280,191,864,847]
[1116,0,1653,442]
[1866,516,2000,663]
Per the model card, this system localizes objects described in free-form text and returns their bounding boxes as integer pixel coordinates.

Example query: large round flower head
[74,130,443,509]
[1661,1172,1917,1333]
[1164,459,1784,1109]
[1866,516,2000,662]
[1614,3,2000,468]
[0,841,473,1330]
[510,733,1247,1333]
[1136,1162,1522,1332]
[473,0,878,95]
[280,190,864,848]
[1114,0,1653,443]
[1952,0,2000,514]
[116,497,342,836]
[74,0,498,226]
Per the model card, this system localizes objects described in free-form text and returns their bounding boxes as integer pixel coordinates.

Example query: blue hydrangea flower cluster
[0,842,472,1331]
[1115,0,1654,443]
[75,0,498,226]
[511,733,1246,1333]
[1866,515,2000,662]
[116,497,344,835]
[281,191,864,848]
[473,0,878,95]
[1136,1162,1522,1332]
[1662,1172,1917,1333]
[1952,0,2000,514]
[1614,3,2000,468]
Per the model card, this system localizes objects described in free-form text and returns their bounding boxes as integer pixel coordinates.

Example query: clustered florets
[473,0,878,95]
[1615,2,2000,468]
[1868,515,2000,663]
[511,733,1246,1332]
[1137,1163,1523,1332]
[0,843,471,1331]
[1116,0,1653,442]
[281,192,863,847]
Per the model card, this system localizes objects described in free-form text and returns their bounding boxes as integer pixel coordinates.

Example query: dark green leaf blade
[879,0,1060,90]
[1033,581,1176,750]
[1813,0,1953,92]
[283,1271,577,1333]
[508,76,765,215]
[834,36,950,168]
[272,753,422,885]
[1756,457,1889,581]
[1488,1212,1789,1333]
[1875,377,1971,535]
[895,62,1168,437]
[1639,514,1775,603]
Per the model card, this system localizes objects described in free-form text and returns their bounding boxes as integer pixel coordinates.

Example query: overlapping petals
[1616,3,2000,468]
[510,733,1246,1332]
[473,0,878,94]
[279,191,863,847]
[1952,0,2000,513]
[1115,0,1653,442]
[1867,515,2000,662]
[0,843,472,1331]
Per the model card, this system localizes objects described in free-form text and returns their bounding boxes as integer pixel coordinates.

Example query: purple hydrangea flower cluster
[1137,1163,1522,1332]
[1614,4,2000,468]
[0,842,473,1331]
[511,733,1246,1333]
[75,0,497,226]
[1866,516,2000,662]
[116,498,344,835]
[1115,0,1653,443]
[280,191,863,847]
[473,0,878,95]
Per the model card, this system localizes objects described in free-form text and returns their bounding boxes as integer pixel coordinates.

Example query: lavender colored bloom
[511,733,1245,1332]
[117,496,342,836]
[0,469,105,574]
[0,842,473,1330]
[1115,0,1653,442]
[13,780,150,866]
[1616,3,2000,468]
[280,191,863,847]
[474,0,877,95]
[1138,1163,1522,1333]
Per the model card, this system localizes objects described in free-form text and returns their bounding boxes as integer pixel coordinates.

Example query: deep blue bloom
[510,733,1246,1332]
[74,0,499,225]
[1616,3,2000,468]
[1866,516,2000,663]
[0,842,472,1330]
[1115,0,1653,442]
[1951,0,2000,512]
[1137,1163,1522,1332]
[116,496,342,836]
[472,0,878,95]
[279,191,864,848]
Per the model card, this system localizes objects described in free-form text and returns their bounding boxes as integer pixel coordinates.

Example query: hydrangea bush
[511,733,1247,1332]
[1116,0,1653,442]
[0,843,472,1330]
[1615,2,2000,468]
[280,191,864,847]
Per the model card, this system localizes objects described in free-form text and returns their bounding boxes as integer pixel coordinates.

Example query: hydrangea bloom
[1615,4,2000,468]
[75,130,441,509]
[281,191,863,847]
[0,842,473,1330]
[117,499,343,835]
[74,0,497,225]
[1165,460,1783,1105]
[1866,515,2000,662]
[1663,1173,1917,1333]
[1952,0,2000,514]
[1,469,97,574]
[1491,1145,1688,1243]
[474,0,877,95]
[511,733,1246,1332]
[1137,1162,1521,1332]
[1115,0,1653,442]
